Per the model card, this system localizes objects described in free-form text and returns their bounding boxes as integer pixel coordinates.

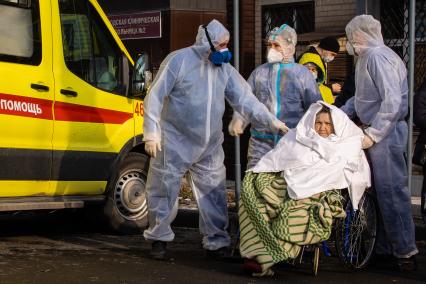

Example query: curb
[174,208,426,241]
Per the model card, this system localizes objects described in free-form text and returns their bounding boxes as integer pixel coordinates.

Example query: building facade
[98,0,227,72]
[97,0,426,181]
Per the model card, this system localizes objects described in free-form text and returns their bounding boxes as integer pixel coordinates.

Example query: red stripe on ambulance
[0,93,132,124]
[54,101,132,124]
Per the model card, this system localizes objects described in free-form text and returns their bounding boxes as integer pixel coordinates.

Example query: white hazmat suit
[142,19,286,250]
[342,15,417,258]
[229,24,322,168]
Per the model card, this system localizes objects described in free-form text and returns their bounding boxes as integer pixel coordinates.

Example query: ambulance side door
[50,0,134,195]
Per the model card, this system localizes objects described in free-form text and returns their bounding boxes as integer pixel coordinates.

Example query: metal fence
[381,0,426,90]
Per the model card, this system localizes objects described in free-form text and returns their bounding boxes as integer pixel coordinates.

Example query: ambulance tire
[103,152,149,234]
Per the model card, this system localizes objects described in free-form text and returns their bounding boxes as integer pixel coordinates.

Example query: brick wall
[240,0,256,78]
[254,0,262,66]
[169,11,226,51]
[170,0,226,11]
[315,0,357,31]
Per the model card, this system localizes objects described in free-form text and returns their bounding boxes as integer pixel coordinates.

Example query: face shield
[266,24,297,63]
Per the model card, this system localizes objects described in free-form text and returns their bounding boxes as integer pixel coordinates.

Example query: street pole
[233,0,241,206]
[408,0,416,193]
[356,0,367,14]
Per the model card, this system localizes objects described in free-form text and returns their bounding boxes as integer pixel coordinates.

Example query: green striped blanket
[239,172,346,276]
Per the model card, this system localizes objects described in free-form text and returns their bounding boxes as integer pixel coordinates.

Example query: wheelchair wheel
[312,246,320,276]
[334,191,377,270]
[228,211,240,257]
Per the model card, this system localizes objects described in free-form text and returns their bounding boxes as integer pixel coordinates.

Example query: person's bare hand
[332,83,342,93]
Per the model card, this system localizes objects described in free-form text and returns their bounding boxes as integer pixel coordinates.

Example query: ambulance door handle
[60,89,78,97]
[31,83,49,92]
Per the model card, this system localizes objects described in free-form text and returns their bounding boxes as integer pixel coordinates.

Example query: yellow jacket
[298,51,334,104]
[319,84,334,104]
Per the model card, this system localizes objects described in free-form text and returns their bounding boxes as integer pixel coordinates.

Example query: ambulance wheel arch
[103,137,150,233]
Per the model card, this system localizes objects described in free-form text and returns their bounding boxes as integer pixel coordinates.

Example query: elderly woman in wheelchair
[238,101,375,276]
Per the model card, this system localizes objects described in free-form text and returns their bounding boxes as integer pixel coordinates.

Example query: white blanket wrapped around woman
[250,101,371,209]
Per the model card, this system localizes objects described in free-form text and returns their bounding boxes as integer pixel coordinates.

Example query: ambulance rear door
[0,0,54,196]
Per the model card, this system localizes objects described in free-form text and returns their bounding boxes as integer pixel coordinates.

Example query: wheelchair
[301,188,378,276]
[228,187,378,276]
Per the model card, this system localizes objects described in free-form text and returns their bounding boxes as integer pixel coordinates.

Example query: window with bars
[380,0,426,90]
[416,1,426,40]
[261,1,314,60]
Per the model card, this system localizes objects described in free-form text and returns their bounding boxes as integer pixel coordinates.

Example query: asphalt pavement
[0,209,424,284]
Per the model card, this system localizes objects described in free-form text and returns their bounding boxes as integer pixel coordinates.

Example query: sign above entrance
[108,11,161,40]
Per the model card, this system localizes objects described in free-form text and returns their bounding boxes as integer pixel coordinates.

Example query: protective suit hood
[194,19,230,57]
[345,15,384,55]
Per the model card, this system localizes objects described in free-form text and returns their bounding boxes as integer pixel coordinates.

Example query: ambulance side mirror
[132,53,152,99]
[4,0,31,7]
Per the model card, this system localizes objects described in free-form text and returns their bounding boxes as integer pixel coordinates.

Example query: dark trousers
[422,166,426,223]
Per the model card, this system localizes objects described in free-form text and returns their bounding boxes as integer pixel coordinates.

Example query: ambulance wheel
[104,152,149,234]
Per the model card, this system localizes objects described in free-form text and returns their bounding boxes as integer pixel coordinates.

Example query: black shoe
[396,256,417,272]
[369,253,395,270]
[150,241,167,260]
[206,247,228,259]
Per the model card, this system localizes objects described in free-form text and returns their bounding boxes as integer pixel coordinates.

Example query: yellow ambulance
[0,0,152,232]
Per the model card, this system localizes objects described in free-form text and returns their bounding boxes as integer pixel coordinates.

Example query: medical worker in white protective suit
[342,15,418,270]
[228,24,322,168]
[142,19,289,260]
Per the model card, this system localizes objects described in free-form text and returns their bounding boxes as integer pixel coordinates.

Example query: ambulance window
[59,0,124,95]
[0,0,41,65]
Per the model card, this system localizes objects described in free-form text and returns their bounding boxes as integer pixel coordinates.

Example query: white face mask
[346,42,355,56]
[267,48,283,63]
[281,44,295,63]
[310,71,318,80]
[323,55,334,63]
